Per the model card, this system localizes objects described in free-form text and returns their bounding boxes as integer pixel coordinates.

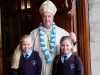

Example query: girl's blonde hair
[11,35,32,69]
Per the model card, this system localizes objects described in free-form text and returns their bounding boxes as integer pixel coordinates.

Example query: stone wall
[89,0,100,75]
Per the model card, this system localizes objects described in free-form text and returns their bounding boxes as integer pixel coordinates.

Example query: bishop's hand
[69,32,76,43]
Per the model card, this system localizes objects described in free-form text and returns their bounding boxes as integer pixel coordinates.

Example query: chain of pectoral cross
[45,32,51,50]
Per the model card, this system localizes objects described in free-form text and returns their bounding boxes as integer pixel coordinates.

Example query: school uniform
[12,50,42,75]
[52,52,83,75]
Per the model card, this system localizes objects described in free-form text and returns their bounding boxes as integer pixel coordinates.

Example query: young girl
[11,35,42,75]
[52,36,83,75]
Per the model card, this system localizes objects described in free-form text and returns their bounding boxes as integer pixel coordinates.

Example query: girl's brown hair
[60,36,73,45]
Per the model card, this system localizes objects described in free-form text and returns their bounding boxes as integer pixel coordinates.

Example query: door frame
[76,0,91,75]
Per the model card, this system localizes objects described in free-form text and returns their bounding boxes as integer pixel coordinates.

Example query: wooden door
[0,7,3,75]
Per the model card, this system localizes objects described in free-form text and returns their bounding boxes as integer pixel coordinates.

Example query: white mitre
[39,0,57,15]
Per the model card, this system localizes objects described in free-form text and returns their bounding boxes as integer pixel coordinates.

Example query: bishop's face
[41,12,54,28]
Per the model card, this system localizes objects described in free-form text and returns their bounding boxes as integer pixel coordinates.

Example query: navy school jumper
[52,54,83,75]
[12,50,42,75]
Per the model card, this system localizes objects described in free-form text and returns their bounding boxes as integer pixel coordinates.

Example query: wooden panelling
[77,0,91,75]
[0,57,2,75]
[0,7,2,75]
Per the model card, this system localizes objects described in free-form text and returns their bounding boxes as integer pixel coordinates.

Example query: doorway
[0,0,91,75]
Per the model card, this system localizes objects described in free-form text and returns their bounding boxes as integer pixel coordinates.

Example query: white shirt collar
[23,49,33,58]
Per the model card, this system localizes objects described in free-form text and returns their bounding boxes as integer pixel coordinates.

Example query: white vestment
[30,25,74,75]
